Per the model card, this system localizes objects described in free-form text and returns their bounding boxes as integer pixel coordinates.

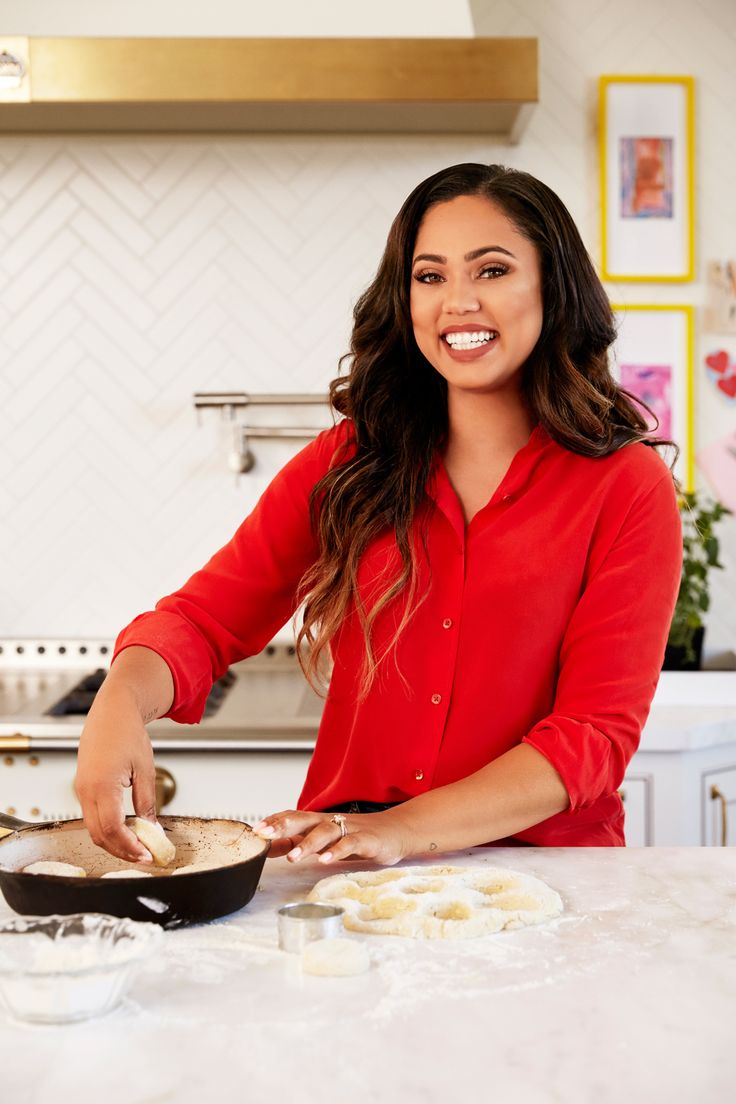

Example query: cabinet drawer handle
[0,733,31,751]
[710,785,728,847]
[154,766,177,813]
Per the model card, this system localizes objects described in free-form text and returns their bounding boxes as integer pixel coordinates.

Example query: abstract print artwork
[620,137,673,219]
[620,362,673,437]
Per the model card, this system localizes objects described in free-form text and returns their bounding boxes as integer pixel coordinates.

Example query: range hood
[0,36,538,142]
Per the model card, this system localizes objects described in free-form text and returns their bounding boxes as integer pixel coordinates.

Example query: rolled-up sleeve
[113,422,351,723]
[522,472,682,811]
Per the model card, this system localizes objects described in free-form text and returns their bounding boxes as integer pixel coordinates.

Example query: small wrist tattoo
[429,842,438,851]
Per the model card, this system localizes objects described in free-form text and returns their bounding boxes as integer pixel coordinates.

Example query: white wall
[1,0,734,655]
[0,0,474,37]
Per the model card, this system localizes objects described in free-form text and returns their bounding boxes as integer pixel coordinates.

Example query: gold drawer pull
[710,786,728,847]
[154,766,177,813]
[0,733,31,751]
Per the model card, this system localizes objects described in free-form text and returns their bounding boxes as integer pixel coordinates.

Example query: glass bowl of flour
[0,913,163,1024]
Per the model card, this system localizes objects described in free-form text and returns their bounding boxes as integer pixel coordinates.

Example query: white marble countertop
[642,669,736,751]
[1,847,734,1104]
[641,706,736,751]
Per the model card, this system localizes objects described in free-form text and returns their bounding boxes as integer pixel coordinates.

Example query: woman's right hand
[74,647,174,862]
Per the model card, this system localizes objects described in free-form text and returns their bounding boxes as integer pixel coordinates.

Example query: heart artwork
[705,348,736,403]
[706,350,730,374]
[717,374,736,398]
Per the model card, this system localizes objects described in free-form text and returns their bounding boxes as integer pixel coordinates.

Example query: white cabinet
[619,774,653,846]
[624,669,736,845]
[703,766,736,847]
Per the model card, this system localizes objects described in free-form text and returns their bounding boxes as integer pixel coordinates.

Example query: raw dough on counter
[302,938,371,977]
[308,865,563,939]
[22,861,87,878]
[101,869,154,879]
[128,817,176,868]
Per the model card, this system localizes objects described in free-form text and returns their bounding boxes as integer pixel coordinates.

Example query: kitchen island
[1,847,734,1104]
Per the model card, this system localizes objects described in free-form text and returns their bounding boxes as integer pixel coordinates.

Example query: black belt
[323,800,400,814]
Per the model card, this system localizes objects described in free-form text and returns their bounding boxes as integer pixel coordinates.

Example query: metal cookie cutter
[277,902,345,953]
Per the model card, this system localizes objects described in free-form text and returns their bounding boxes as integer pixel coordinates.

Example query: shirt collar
[426,422,552,532]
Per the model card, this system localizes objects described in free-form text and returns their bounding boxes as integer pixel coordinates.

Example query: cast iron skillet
[0,812,270,928]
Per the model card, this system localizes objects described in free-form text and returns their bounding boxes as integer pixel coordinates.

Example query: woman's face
[409,194,544,397]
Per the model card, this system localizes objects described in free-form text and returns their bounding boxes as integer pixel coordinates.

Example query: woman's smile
[441,325,501,360]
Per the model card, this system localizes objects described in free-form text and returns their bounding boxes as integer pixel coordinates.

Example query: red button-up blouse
[114,419,682,846]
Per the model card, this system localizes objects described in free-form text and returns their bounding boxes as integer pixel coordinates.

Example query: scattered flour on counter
[362,915,601,1021]
[140,921,284,987]
[160,921,281,956]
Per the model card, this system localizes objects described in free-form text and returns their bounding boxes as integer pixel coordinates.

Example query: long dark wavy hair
[295,162,680,695]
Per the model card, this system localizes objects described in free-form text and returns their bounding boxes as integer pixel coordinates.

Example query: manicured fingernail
[257,825,275,837]
[252,820,266,830]
[288,846,302,861]
[319,852,333,864]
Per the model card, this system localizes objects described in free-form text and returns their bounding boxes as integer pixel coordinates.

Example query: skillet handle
[0,813,34,831]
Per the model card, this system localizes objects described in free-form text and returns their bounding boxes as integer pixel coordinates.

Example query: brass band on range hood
[0,36,538,140]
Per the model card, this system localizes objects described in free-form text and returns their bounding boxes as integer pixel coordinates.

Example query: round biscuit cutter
[277,902,344,953]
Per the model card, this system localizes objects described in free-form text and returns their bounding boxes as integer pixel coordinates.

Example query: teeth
[444,330,497,347]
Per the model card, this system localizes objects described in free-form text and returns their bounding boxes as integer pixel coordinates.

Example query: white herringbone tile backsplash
[1,0,735,653]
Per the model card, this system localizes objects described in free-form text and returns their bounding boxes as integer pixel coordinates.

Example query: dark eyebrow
[412,245,516,266]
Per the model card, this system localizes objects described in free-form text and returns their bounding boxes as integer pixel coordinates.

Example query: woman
[75,163,682,866]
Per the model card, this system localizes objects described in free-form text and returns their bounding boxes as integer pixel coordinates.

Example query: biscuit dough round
[302,937,371,977]
[22,861,87,878]
[308,865,563,939]
[128,817,176,868]
[101,869,154,879]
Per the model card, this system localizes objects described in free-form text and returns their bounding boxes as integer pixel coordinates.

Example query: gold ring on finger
[330,813,348,839]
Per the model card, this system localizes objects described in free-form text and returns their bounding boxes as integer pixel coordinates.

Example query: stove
[0,639,321,827]
[44,666,237,720]
[0,638,323,750]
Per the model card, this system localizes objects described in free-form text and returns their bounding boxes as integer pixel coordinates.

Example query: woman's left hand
[251,809,413,867]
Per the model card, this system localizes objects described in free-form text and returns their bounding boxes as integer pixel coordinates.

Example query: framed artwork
[599,76,695,282]
[704,260,736,333]
[609,304,694,491]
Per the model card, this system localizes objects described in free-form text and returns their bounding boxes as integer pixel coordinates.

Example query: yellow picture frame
[599,76,695,283]
[609,303,695,492]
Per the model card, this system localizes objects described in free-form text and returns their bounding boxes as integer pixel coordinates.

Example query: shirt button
[442,618,453,629]
[431,693,442,705]
[415,769,424,781]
